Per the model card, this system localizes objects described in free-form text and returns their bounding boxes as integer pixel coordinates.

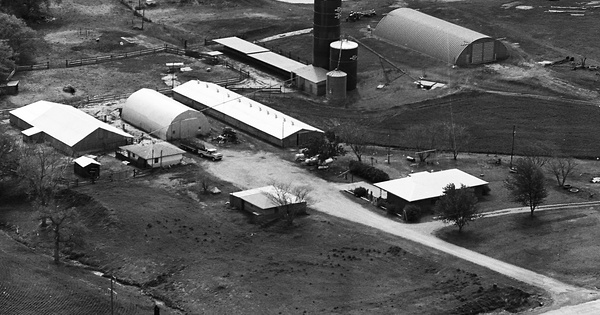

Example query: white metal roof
[374,169,488,202]
[173,80,323,140]
[213,37,270,55]
[119,141,185,159]
[10,101,133,147]
[74,156,101,167]
[292,65,328,83]
[250,51,306,73]
[374,8,498,64]
[231,185,305,209]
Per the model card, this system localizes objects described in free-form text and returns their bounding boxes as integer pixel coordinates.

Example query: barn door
[483,41,495,62]
[471,43,483,64]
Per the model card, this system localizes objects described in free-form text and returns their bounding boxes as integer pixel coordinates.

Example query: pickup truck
[179,140,223,161]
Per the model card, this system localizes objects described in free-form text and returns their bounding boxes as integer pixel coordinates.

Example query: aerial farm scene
[1,0,600,314]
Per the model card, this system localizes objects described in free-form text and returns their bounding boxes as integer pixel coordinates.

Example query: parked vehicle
[179,140,223,161]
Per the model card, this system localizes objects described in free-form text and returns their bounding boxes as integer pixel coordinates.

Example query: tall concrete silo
[313,0,341,69]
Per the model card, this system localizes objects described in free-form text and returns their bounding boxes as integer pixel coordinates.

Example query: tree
[265,182,313,226]
[0,12,39,64]
[403,123,442,163]
[547,156,578,187]
[335,124,370,162]
[0,42,16,80]
[504,159,548,217]
[0,0,61,20]
[38,199,84,264]
[521,141,553,168]
[15,144,70,225]
[303,135,345,163]
[0,126,18,178]
[442,122,470,160]
[434,183,480,233]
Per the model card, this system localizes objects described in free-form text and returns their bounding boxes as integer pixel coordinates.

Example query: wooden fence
[65,46,170,67]
[16,62,50,71]
[62,167,154,189]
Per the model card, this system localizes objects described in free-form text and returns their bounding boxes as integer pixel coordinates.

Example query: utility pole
[510,125,516,169]
[387,133,390,164]
[110,276,114,315]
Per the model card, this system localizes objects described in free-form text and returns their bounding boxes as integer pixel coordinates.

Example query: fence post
[65,60,68,67]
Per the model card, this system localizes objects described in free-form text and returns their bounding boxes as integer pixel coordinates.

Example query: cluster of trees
[403,121,470,162]
[0,0,59,20]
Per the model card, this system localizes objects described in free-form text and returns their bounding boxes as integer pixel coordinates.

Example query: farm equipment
[345,9,376,22]
[211,127,238,144]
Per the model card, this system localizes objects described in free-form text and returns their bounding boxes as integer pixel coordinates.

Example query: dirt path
[203,148,600,312]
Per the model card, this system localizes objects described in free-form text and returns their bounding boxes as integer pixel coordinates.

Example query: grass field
[437,206,600,290]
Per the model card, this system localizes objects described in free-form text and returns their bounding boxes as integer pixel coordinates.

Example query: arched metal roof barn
[122,88,210,141]
[373,8,508,66]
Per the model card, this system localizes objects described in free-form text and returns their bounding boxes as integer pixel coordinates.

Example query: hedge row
[348,161,390,183]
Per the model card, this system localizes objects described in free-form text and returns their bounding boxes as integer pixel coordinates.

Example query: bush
[403,204,422,223]
[386,203,401,216]
[348,161,390,183]
[481,185,491,196]
[353,186,368,198]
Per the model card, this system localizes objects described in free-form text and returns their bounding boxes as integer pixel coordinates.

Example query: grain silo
[313,0,342,69]
[326,70,347,101]
[329,40,358,90]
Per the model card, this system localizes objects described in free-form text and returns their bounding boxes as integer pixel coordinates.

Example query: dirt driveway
[203,148,600,312]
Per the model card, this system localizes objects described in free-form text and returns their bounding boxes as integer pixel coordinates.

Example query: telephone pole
[510,125,516,169]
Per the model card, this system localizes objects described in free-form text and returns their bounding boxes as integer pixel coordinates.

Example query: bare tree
[403,123,443,163]
[265,182,313,226]
[521,141,553,168]
[38,200,85,264]
[504,159,548,217]
[442,122,470,160]
[0,126,18,178]
[547,156,578,187]
[16,144,70,225]
[335,124,370,162]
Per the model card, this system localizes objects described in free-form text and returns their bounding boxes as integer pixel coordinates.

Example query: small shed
[0,81,19,95]
[73,156,101,178]
[230,185,307,222]
[117,141,185,168]
[291,65,328,96]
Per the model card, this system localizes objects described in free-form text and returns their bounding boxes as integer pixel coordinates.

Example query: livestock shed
[9,101,133,156]
[230,185,307,222]
[374,169,489,211]
[73,155,100,178]
[117,141,185,168]
[291,65,328,96]
[122,88,210,141]
[373,8,509,66]
[172,80,324,148]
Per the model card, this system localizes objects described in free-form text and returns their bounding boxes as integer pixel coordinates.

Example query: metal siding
[373,8,507,66]
[471,43,483,64]
[483,41,495,62]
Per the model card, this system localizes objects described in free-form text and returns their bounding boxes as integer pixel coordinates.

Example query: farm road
[204,149,600,313]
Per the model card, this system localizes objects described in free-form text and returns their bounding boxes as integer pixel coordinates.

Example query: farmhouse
[9,101,134,156]
[230,185,307,222]
[374,169,489,210]
[117,141,185,168]
[373,8,509,66]
[122,88,210,141]
[172,80,324,148]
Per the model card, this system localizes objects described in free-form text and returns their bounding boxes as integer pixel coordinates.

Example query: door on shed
[483,41,495,62]
[471,43,483,64]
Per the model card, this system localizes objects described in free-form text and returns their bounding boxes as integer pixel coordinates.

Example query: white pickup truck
[179,140,223,161]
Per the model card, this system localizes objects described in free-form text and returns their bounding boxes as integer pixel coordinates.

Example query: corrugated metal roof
[10,101,133,147]
[173,80,323,140]
[374,8,491,64]
[74,156,101,167]
[374,169,488,202]
[231,185,304,209]
[249,51,306,73]
[292,65,328,83]
[119,141,184,159]
[213,37,270,55]
[122,88,210,139]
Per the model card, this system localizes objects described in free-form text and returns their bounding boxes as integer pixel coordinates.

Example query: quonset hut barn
[122,89,210,141]
[9,101,133,156]
[172,80,324,148]
[374,8,509,66]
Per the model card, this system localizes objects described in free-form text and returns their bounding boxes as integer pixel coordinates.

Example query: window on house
[154,158,159,163]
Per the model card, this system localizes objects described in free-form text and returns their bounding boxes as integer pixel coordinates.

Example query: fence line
[63,167,154,189]
[16,62,50,72]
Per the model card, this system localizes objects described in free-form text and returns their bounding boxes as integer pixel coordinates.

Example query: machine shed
[122,89,210,141]
[374,8,508,66]
[292,65,328,96]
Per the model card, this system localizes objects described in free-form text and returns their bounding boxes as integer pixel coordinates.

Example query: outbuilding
[373,8,509,66]
[9,101,133,156]
[73,156,101,178]
[172,80,324,148]
[122,88,211,141]
[229,185,307,222]
[291,65,328,96]
[117,141,185,168]
[374,169,489,211]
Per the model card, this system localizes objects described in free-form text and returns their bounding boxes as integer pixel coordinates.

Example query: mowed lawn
[437,206,600,289]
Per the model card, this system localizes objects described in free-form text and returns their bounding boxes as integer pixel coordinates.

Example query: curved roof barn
[122,89,210,141]
[374,8,509,66]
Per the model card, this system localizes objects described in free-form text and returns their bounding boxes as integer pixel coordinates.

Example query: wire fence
[62,167,154,189]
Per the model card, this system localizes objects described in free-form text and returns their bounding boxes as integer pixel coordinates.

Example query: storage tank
[329,40,358,90]
[326,70,347,101]
[313,0,341,69]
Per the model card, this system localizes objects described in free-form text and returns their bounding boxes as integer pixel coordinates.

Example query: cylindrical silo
[326,70,347,101]
[329,40,358,90]
[313,0,341,69]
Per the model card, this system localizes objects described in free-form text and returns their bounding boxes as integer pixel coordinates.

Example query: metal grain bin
[329,40,358,90]
[326,70,347,101]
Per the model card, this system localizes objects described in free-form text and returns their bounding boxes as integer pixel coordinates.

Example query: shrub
[348,161,390,183]
[386,203,401,216]
[481,185,491,196]
[353,186,368,198]
[403,204,422,223]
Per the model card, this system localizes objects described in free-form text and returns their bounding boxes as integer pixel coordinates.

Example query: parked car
[179,140,223,161]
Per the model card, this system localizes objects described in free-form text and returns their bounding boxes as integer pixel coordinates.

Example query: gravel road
[203,148,600,313]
